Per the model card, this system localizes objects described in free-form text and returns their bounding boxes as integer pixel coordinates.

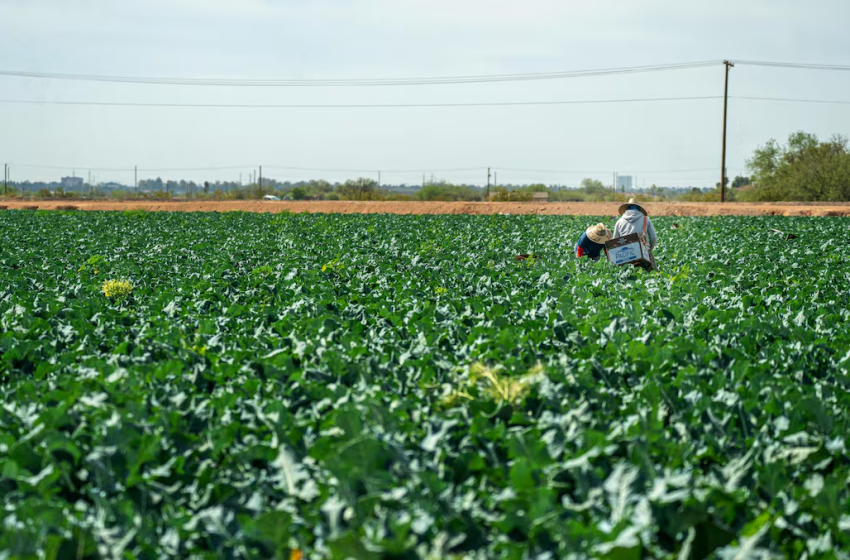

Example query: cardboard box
[605,233,657,271]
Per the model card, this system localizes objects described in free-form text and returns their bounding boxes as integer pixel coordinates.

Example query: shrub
[489,186,532,202]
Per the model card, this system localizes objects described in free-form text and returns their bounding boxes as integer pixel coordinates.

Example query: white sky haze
[1,0,850,188]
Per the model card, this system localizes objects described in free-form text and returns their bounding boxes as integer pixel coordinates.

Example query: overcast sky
[1,0,849,188]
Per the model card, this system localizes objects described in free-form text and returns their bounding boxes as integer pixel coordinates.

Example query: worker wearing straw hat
[613,198,657,250]
[575,223,613,260]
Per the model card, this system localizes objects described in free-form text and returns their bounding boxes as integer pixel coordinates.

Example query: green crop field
[1,210,849,559]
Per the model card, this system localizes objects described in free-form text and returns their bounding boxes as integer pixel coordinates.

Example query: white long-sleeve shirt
[613,209,657,249]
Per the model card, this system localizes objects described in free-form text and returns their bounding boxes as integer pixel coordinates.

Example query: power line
[1,60,848,89]
[2,95,849,110]
[499,167,719,174]
[265,165,484,173]
[0,61,720,87]
[8,163,484,174]
[9,162,731,176]
[735,60,850,72]
[732,95,850,105]
[0,95,723,109]
[9,163,249,172]
[10,163,136,172]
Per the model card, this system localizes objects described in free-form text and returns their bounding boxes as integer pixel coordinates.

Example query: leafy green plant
[0,210,848,558]
[78,254,109,274]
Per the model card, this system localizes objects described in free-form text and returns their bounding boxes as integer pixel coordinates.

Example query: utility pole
[721,60,734,203]
[613,172,617,193]
[259,166,262,190]
[4,164,7,196]
[494,171,497,187]
[486,167,491,200]
[134,166,138,190]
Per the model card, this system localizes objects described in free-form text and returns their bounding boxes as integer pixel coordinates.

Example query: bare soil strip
[2,200,849,216]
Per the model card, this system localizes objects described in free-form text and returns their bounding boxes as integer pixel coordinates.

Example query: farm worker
[575,223,613,260]
[614,198,657,250]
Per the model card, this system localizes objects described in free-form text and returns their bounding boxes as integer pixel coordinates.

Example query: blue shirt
[575,232,606,259]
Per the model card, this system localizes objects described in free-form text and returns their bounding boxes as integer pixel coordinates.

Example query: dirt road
[2,199,849,216]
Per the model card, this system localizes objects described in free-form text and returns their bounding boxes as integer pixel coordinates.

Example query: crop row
[1,210,849,559]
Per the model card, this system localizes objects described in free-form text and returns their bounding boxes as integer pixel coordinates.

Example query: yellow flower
[102,279,133,298]
[321,259,343,273]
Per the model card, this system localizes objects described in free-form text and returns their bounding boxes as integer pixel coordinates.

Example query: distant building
[532,192,549,202]
[616,175,633,191]
[61,176,84,188]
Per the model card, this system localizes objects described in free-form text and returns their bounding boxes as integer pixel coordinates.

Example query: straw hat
[618,198,648,216]
[586,223,613,244]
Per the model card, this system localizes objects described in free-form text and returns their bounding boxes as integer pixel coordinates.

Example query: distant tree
[337,178,381,200]
[581,179,608,194]
[649,184,660,198]
[246,183,275,199]
[788,131,819,154]
[490,186,532,202]
[732,175,751,189]
[746,131,850,201]
[548,189,586,202]
[417,179,482,201]
[307,180,333,194]
[580,178,607,195]
[747,139,782,190]
[291,186,307,200]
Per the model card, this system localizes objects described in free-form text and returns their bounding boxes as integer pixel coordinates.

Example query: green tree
[746,131,850,201]
[580,178,607,196]
[337,178,381,200]
[417,180,482,201]
[747,139,783,191]
[578,178,613,200]
[788,131,819,154]
[307,180,333,194]
[489,186,532,202]
[731,175,751,189]
[290,186,307,200]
